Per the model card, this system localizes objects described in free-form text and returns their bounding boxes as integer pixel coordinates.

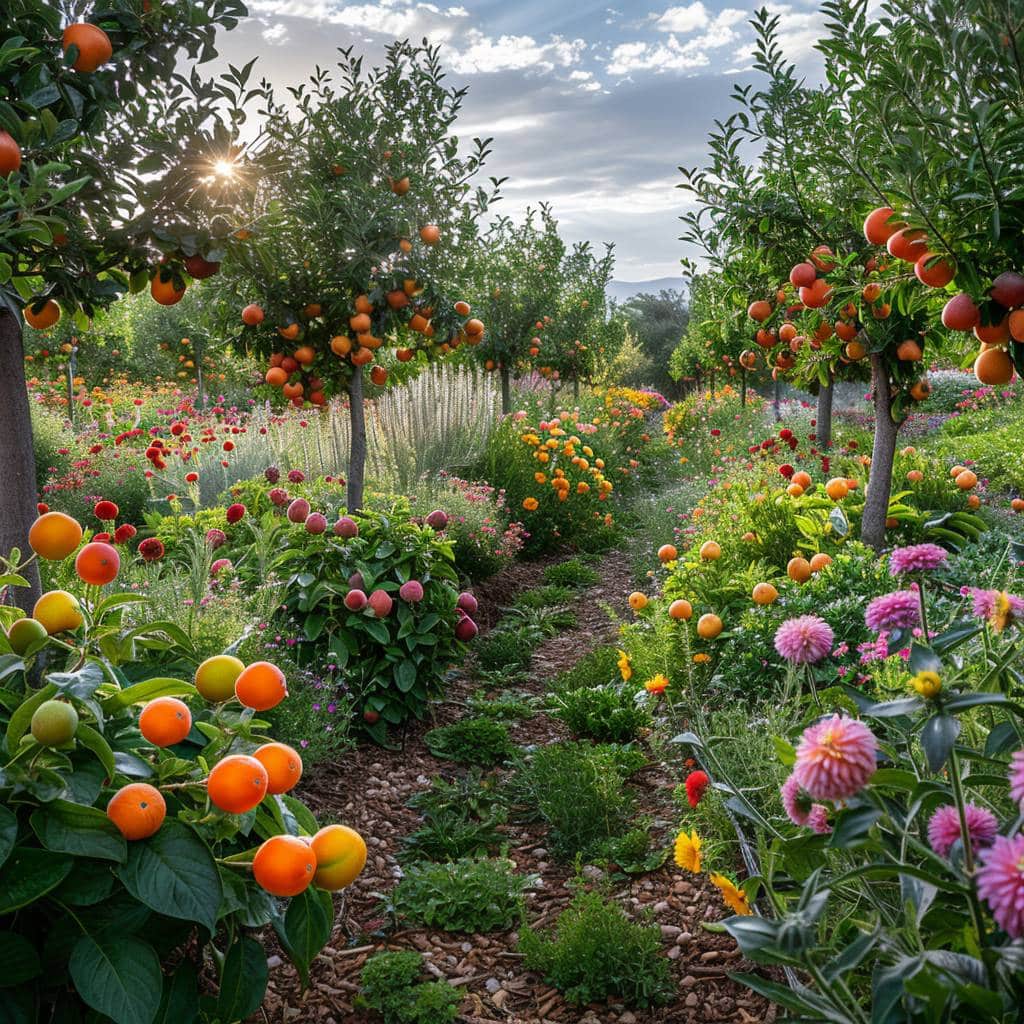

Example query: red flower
[170,422,185,436]
[37,502,49,514]
[685,770,710,808]
[710,428,721,437]
[94,532,112,543]
[779,464,795,479]
[225,503,246,524]
[185,472,198,483]
[114,524,137,544]
[223,441,235,452]
[138,538,165,561]
[89,444,103,455]
[287,469,305,483]
[94,499,119,521]
[779,429,793,440]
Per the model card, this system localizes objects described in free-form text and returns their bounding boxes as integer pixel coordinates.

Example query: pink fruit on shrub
[368,590,393,617]
[426,509,448,530]
[269,487,289,507]
[399,580,424,603]
[305,512,327,534]
[457,592,478,616]
[334,516,359,539]
[344,589,367,611]
[990,271,1024,310]
[287,498,310,523]
[348,571,365,591]
[455,616,478,641]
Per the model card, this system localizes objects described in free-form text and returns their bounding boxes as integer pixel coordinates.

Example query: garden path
[259,550,774,1024]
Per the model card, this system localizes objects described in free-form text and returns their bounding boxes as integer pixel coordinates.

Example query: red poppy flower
[225,503,246,524]
[94,500,119,521]
[685,770,710,809]
[138,538,165,561]
[779,464,795,479]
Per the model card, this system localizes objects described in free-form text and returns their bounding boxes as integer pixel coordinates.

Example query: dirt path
[259,550,774,1024]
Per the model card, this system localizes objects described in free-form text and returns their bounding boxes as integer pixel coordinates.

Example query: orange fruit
[370,365,387,386]
[75,541,120,586]
[657,544,678,563]
[628,592,648,611]
[266,366,288,387]
[0,130,21,175]
[351,347,374,367]
[253,742,303,794]
[390,176,410,195]
[955,469,977,490]
[809,553,832,573]
[107,783,166,840]
[909,379,931,402]
[787,557,812,584]
[330,335,352,357]
[1010,498,1024,513]
[24,299,61,330]
[253,835,317,897]
[151,273,185,306]
[293,344,315,365]
[668,599,692,621]
[896,339,923,361]
[207,754,269,814]
[278,324,300,342]
[973,346,1014,385]
[303,303,322,318]
[825,478,848,501]
[906,469,923,482]
[787,483,805,497]
[464,318,485,337]
[138,697,192,747]
[950,465,966,478]
[62,23,113,73]
[419,224,440,245]
[699,541,721,561]
[454,301,471,316]
[234,661,287,710]
[967,494,981,509]
[396,348,414,362]
[29,511,82,560]
[311,824,367,891]
[791,471,812,490]
[349,312,371,334]
[195,654,245,702]
[33,590,84,634]
[752,583,778,605]
[242,303,265,326]
[354,294,374,315]
[696,613,723,639]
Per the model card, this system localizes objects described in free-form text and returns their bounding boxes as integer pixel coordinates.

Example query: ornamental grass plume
[864,591,920,633]
[673,829,701,873]
[976,834,1024,939]
[793,714,878,801]
[888,543,948,575]
[774,615,834,665]
[927,803,998,859]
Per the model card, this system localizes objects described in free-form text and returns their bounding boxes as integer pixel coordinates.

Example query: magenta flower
[794,714,878,801]
[888,543,948,575]
[976,834,1024,938]
[927,803,998,858]
[807,805,832,835]
[225,503,246,524]
[781,774,811,826]
[774,615,835,664]
[1009,751,1024,809]
[138,538,164,561]
[206,528,227,549]
[864,591,920,633]
[967,588,1024,631]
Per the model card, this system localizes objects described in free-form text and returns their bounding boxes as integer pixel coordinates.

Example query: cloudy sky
[213,0,825,282]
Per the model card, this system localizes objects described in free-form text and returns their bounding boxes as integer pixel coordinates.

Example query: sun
[212,158,237,179]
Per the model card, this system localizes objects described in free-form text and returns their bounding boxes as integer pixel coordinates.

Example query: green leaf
[395,659,417,693]
[828,805,882,847]
[0,931,41,987]
[115,820,222,934]
[74,723,116,778]
[69,934,162,1024]
[216,936,268,1021]
[31,800,126,863]
[0,805,17,869]
[281,794,319,836]
[771,735,795,766]
[48,662,106,701]
[6,681,57,751]
[907,643,941,676]
[920,714,961,772]
[274,886,333,988]
[0,847,73,914]
[101,677,196,712]
[154,961,199,1024]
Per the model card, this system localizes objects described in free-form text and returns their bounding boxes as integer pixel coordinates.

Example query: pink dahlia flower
[976,834,1024,939]
[888,543,948,575]
[807,805,832,835]
[864,591,920,633]
[781,774,811,826]
[206,528,227,549]
[927,802,998,858]
[774,615,835,664]
[1009,750,1024,809]
[793,714,878,801]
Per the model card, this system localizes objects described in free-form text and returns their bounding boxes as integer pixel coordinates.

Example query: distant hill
[607,277,686,305]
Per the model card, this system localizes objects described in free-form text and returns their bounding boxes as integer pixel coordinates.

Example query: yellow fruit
[31,700,78,746]
[33,590,84,634]
[311,825,367,891]
[194,654,245,703]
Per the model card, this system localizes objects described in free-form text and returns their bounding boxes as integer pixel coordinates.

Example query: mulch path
[257,551,776,1024]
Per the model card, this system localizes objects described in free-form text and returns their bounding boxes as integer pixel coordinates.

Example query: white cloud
[261,21,290,44]
[457,114,548,136]
[606,8,746,75]
[448,30,585,74]
[247,1,468,40]
[654,2,709,33]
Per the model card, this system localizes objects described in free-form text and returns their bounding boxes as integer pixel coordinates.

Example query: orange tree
[0,512,366,1020]
[467,205,566,413]
[216,41,498,509]
[1,1,249,605]
[680,8,962,547]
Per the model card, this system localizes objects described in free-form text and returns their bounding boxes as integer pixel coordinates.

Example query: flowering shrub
[599,384,669,413]
[0,518,365,1022]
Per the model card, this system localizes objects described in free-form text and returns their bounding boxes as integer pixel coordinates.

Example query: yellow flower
[536,451,549,463]
[992,591,1013,633]
[522,497,539,511]
[577,482,590,494]
[911,670,941,698]
[673,829,702,872]
[616,649,632,682]
[644,673,669,694]
[693,653,711,664]
[710,873,752,916]
[534,472,546,484]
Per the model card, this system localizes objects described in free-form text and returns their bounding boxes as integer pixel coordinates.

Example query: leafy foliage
[424,717,515,767]
[358,951,460,1024]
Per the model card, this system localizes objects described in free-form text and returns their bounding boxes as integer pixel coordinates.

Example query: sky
[212,0,827,282]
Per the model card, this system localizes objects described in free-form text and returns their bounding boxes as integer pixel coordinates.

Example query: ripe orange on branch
[62,23,113,73]
[253,835,317,897]
[139,697,192,747]
[107,783,166,840]
[207,754,269,814]
[24,299,61,330]
[0,130,21,174]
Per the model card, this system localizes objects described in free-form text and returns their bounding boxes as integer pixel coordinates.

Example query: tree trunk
[0,307,41,610]
[740,367,747,408]
[499,365,511,416]
[347,366,366,513]
[861,352,899,550]
[816,369,833,447]
[572,375,580,402]
[773,377,781,421]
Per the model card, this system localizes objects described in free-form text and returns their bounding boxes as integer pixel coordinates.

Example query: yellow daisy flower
[710,873,752,916]
[673,829,701,873]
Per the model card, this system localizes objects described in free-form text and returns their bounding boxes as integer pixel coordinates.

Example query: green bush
[424,717,515,766]
[357,951,460,1024]
[407,772,507,822]
[548,684,650,743]
[402,807,506,862]
[511,743,644,859]
[468,690,534,720]
[599,825,669,875]
[519,888,674,1008]
[543,558,601,590]
[513,584,575,609]
[551,645,620,693]
[475,629,535,674]
[390,857,527,932]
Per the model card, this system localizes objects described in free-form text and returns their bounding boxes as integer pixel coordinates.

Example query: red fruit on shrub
[368,590,393,617]
[287,498,310,523]
[363,709,380,724]
[990,271,1024,310]
[455,616,478,641]
[225,503,246,524]
[399,580,424,602]
[305,512,327,534]
[348,571,365,591]
[941,293,979,331]
[344,589,367,612]
[457,592,478,616]
[333,516,359,538]
[425,509,448,530]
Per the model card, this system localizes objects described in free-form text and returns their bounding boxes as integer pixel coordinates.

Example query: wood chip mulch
[256,551,776,1024]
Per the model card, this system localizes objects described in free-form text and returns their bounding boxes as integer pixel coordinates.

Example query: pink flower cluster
[774,615,834,665]
[793,714,878,801]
